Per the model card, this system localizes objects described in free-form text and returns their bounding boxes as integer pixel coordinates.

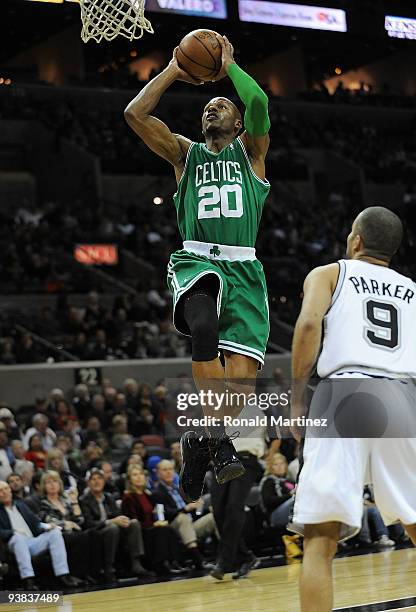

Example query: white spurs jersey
[317,259,416,378]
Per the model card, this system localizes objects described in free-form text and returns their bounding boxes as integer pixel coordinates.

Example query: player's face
[202,98,241,136]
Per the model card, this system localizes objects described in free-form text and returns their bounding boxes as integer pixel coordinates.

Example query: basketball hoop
[78,0,154,43]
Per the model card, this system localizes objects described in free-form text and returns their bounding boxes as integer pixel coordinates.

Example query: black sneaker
[179,431,211,502]
[232,556,260,580]
[210,564,226,580]
[209,434,245,485]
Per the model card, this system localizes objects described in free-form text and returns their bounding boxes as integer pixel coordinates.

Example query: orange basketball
[177,29,222,82]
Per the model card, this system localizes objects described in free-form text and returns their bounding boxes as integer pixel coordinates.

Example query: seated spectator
[153,460,216,570]
[87,395,111,430]
[54,401,77,431]
[80,468,152,582]
[0,480,78,589]
[122,465,183,575]
[71,384,91,414]
[0,407,21,440]
[111,415,133,451]
[45,449,77,491]
[113,394,136,431]
[260,453,296,528]
[56,435,82,474]
[39,471,92,581]
[118,440,148,475]
[362,486,395,549]
[99,461,121,500]
[103,387,117,412]
[81,416,102,448]
[146,455,163,490]
[170,441,182,473]
[7,473,31,501]
[24,434,47,470]
[0,425,14,482]
[59,418,82,450]
[260,453,300,561]
[138,383,152,408]
[23,414,56,451]
[23,472,43,515]
[134,407,160,437]
[95,433,112,463]
[81,441,104,474]
[123,378,140,411]
[10,441,34,482]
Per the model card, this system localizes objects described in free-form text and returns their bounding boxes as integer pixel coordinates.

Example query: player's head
[202,97,242,138]
[347,206,403,263]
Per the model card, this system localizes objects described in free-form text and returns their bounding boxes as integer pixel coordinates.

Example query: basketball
[177,29,222,82]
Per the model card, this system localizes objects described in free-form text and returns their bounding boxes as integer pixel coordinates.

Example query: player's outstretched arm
[217,35,270,180]
[124,49,201,182]
[290,264,339,439]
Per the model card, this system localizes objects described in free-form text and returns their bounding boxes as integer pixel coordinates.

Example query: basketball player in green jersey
[125,35,271,502]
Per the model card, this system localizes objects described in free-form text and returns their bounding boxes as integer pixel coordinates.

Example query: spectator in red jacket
[121,465,183,575]
[24,434,47,471]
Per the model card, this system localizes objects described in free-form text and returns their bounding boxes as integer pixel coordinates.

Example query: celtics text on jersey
[173,136,270,248]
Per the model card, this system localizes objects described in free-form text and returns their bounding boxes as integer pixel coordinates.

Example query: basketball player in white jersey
[288,206,416,612]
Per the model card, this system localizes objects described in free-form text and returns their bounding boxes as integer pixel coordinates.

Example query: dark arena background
[0,1,415,610]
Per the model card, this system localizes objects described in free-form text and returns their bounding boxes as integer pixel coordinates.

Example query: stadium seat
[140,435,165,448]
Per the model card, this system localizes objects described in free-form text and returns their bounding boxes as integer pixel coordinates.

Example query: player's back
[317,259,416,378]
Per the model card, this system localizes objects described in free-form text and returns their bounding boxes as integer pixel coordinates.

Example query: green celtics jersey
[173,136,270,248]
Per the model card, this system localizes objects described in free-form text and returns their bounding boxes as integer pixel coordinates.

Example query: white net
[79,0,154,43]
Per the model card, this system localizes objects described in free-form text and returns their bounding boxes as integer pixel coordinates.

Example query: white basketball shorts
[288,374,416,541]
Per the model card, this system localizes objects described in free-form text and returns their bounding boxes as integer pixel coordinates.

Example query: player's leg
[300,522,340,612]
[182,274,224,385]
[174,273,244,499]
[176,275,225,501]
[204,351,259,486]
[224,351,259,409]
[289,432,366,611]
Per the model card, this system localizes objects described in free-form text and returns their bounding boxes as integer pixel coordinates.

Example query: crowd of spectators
[2,80,416,182]
[0,288,189,364]
[0,376,218,588]
[0,374,411,590]
[1,82,416,356]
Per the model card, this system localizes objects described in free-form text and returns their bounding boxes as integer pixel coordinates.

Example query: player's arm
[217,36,270,180]
[290,264,339,438]
[124,49,202,183]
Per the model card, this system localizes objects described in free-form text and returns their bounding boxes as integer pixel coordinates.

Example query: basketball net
[78,0,154,43]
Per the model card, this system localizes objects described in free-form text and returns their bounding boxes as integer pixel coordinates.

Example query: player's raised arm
[290,264,339,438]
[216,35,270,180]
[124,49,202,181]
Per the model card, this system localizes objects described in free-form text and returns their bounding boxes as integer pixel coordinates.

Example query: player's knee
[184,292,219,362]
[192,316,219,361]
[304,524,339,559]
